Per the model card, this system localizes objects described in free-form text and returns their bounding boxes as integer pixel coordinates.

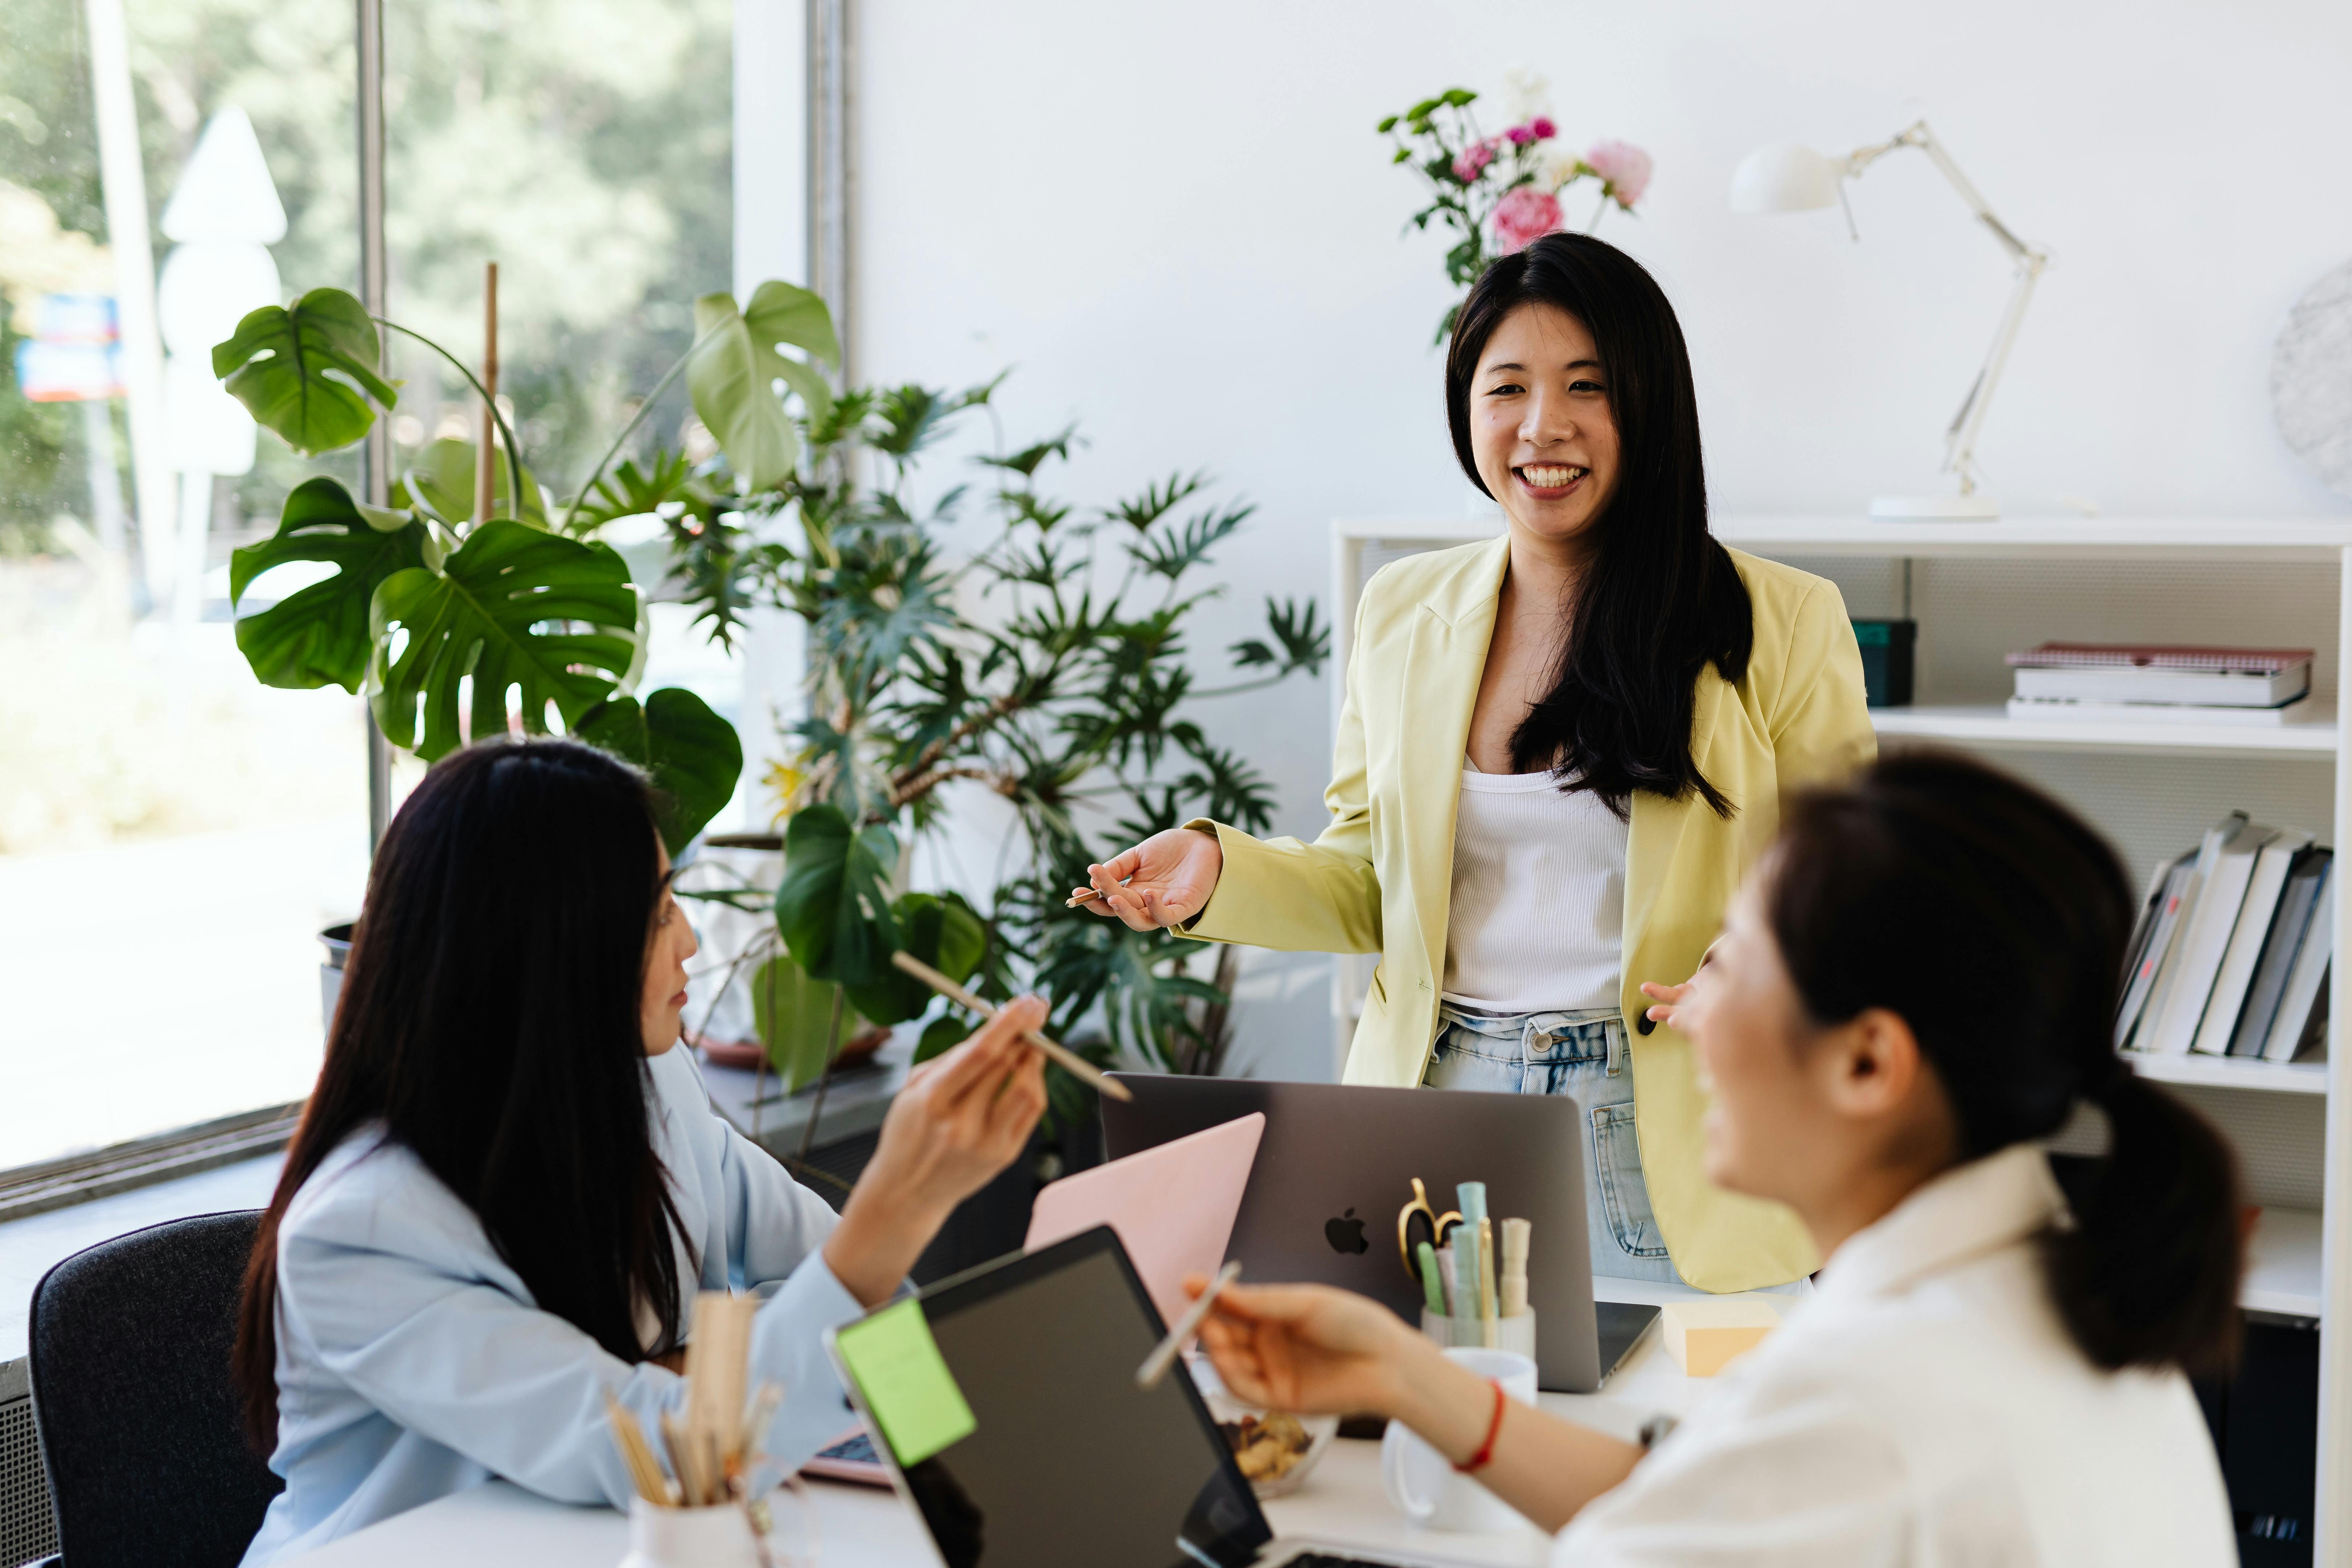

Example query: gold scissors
[1397,1177,1463,1281]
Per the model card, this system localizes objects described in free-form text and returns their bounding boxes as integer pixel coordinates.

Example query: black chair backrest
[28,1210,283,1568]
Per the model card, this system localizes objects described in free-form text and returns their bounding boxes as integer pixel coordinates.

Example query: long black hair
[235,737,689,1449]
[1446,232,1752,817]
[1766,751,2243,1376]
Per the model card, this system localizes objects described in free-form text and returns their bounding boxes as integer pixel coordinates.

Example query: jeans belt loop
[1606,1018,1625,1078]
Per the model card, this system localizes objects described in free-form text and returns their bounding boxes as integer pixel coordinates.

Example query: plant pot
[319,921,353,1038]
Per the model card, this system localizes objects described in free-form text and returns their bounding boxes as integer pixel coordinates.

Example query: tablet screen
[846,1228,1270,1568]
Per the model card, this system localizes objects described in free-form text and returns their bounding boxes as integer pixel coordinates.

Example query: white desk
[287,1305,1732,1567]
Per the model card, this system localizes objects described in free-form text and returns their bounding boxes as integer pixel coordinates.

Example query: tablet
[824,1226,1272,1568]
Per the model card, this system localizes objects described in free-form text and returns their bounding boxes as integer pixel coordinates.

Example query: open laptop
[825,1226,1455,1568]
[1102,1075,1657,1393]
[1025,1111,1265,1327]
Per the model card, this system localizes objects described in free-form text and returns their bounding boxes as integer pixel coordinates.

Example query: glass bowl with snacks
[1185,1355,1339,1498]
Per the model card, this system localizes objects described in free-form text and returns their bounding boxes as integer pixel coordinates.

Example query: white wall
[851,0,2352,1078]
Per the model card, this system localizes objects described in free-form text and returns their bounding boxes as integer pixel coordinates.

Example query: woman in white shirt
[1193,751,2243,1565]
[232,737,1049,1564]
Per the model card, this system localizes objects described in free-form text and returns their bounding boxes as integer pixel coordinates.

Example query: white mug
[616,1496,763,1568]
[1379,1347,1540,1534]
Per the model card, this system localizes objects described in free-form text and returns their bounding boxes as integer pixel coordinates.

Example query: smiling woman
[1081,233,1878,1294]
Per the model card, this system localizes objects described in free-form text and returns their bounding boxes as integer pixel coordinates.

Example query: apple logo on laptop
[1324,1207,1370,1256]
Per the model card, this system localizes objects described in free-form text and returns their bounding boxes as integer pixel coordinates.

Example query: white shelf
[2128,1050,2330,1096]
[2245,1207,2324,1319]
[1871,703,2338,759]
[1715,514,2352,562]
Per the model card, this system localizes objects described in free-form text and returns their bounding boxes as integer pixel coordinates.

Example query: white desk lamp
[1731,122,2051,521]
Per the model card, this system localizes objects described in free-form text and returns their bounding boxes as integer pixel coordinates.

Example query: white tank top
[1440,762,1628,1013]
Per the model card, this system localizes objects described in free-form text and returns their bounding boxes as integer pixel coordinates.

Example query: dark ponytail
[1766,750,2243,1376]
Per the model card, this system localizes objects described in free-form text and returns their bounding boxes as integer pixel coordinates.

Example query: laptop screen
[836,1228,1271,1568]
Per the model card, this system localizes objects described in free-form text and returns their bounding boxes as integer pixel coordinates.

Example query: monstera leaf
[368,520,641,760]
[227,477,427,693]
[774,804,900,987]
[846,891,989,1026]
[575,687,745,855]
[212,288,396,455]
[686,281,839,490]
[399,437,547,528]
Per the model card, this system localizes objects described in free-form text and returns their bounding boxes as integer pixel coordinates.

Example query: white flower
[1500,69,1551,123]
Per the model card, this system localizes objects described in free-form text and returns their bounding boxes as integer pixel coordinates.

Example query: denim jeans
[1420,1004,1685,1286]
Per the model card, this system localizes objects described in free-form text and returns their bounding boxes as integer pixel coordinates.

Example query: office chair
[27,1210,283,1567]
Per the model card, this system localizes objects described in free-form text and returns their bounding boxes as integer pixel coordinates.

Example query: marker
[1415,1240,1447,1315]
[1501,1218,1531,1318]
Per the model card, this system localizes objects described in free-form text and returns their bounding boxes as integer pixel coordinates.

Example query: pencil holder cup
[618,1496,763,1568]
[1420,1307,1535,1361]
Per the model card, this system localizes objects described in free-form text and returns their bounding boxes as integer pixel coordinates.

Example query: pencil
[1137,1260,1242,1390]
[888,950,1134,1101]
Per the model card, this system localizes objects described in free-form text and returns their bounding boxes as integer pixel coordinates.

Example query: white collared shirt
[1554,1145,2236,1566]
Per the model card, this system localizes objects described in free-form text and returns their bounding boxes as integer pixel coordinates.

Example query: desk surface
[288,1306,1725,1567]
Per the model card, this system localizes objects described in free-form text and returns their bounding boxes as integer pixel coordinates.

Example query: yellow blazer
[1183,536,1875,1292]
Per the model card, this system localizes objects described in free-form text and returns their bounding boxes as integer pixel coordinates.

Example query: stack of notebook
[2117,813,2332,1063]
[2007,643,2314,726]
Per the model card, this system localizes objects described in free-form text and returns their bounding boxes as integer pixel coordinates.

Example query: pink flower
[1491,185,1564,253]
[1529,116,1556,140]
[1451,140,1494,183]
[1505,123,1534,146]
[1584,139,1653,207]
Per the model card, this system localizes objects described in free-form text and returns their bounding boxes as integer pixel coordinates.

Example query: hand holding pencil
[1070,826,1224,931]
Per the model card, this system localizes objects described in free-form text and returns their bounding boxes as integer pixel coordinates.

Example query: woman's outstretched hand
[823,997,1050,1306]
[1078,827,1224,931]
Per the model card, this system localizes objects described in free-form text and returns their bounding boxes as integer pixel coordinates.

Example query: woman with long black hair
[1084,232,1875,1292]
[1192,753,2242,1564]
[234,738,1048,1564]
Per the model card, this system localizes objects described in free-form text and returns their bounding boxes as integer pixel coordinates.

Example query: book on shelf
[2135,809,2239,1053]
[2006,642,2315,716]
[2231,849,2332,1058]
[2143,821,2278,1056]
[2192,831,2313,1055]
[2121,819,2333,1066]
[2006,695,2317,727]
[2262,861,2333,1064]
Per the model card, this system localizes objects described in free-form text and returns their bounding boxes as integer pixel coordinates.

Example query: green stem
[560,323,726,534]
[373,319,525,524]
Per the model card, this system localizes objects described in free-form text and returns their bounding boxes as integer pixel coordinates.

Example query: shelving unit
[1332,512,2352,1564]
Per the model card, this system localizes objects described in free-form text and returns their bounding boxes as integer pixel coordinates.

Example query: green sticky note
[834,1298,976,1466]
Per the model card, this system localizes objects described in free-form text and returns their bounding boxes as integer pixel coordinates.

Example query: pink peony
[1491,185,1564,253]
[1529,116,1557,140]
[1584,139,1653,207]
[1451,139,1495,183]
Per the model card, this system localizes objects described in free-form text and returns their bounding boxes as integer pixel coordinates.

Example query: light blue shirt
[240,1044,865,1565]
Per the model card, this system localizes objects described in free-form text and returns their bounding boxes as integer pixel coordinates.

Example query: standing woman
[1084,233,1874,1291]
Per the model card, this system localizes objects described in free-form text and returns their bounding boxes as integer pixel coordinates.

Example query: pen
[1478,1215,1499,1347]
[1137,1260,1242,1389]
[1436,1243,1457,1316]
[889,951,1133,1101]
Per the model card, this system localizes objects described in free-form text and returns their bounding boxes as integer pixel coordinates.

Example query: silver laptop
[1102,1075,1657,1393]
[825,1226,1453,1568]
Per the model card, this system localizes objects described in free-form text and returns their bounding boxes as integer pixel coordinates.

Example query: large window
[0,0,740,1174]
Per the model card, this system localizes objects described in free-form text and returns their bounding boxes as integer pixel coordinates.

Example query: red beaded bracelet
[1454,1378,1507,1474]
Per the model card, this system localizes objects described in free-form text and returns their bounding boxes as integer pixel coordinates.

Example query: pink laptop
[1024,1111,1265,1329]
